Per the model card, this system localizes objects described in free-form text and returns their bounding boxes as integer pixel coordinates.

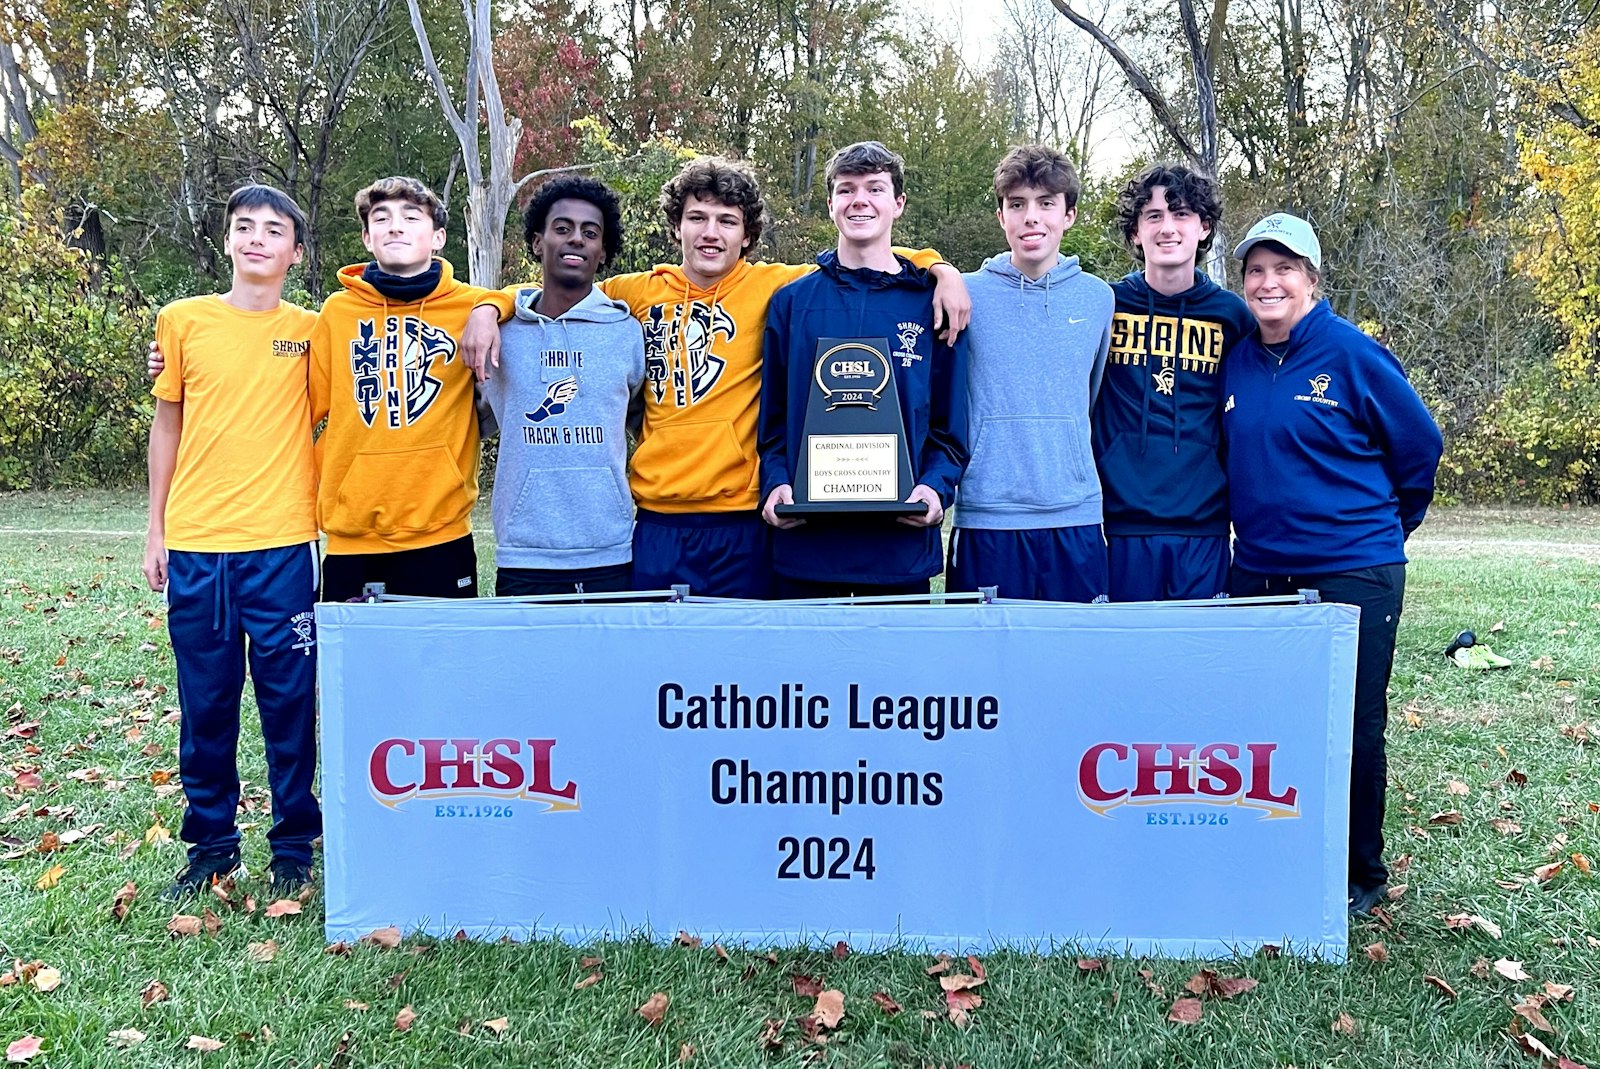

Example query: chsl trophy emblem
[776,337,923,517]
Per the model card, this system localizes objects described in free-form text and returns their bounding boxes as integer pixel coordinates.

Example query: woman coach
[1222,213,1443,915]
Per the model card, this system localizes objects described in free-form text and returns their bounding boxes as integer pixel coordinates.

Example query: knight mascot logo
[368,737,580,812]
[642,301,736,406]
[349,315,459,428]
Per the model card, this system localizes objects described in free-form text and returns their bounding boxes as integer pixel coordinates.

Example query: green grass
[1,491,1596,1068]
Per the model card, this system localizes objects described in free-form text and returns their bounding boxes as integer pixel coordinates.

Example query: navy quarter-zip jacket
[1222,299,1443,574]
[758,250,969,584]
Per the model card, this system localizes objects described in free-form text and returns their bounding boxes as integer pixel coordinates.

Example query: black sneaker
[268,857,315,896]
[164,852,243,900]
[1348,882,1389,915]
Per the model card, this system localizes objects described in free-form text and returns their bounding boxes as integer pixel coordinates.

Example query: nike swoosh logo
[1068,317,1087,324]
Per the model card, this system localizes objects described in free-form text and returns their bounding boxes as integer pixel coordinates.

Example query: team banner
[318,599,1357,960]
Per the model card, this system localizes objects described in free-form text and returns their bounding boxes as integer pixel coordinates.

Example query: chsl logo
[368,737,580,812]
[1077,741,1300,820]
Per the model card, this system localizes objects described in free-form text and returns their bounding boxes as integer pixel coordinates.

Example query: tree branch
[1050,0,1202,166]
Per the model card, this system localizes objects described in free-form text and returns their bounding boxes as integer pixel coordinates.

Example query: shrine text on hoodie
[311,258,501,554]
[1094,270,1254,538]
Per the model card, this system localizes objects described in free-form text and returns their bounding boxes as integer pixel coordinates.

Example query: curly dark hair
[523,174,625,266]
[1115,164,1223,262]
[658,156,767,251]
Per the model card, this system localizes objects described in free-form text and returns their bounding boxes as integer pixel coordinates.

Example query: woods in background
[2,0,1598,499]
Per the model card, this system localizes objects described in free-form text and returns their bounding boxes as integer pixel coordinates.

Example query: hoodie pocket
[505,466,632,551]
[962,416,1093,511]
[326,445,471,537]
[630,419,757,502]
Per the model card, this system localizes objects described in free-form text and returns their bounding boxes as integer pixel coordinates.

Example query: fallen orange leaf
[637,992,669,1027]
[1168,998,1203,1025]
[1424,975,1457,1000]
[812,989,845,1030]
[870,991,902,1015]
[394,1005,417,1032]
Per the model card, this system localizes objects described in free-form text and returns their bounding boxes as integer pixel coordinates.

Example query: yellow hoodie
[544,250,943,514]
[311,258,500,553]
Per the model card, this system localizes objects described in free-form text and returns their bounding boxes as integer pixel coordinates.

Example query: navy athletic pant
[1107,533,1230,601]
[166,544,322,866]
[946,526,1108,602]
[632,509,772,599]
[1230,563,1405,898]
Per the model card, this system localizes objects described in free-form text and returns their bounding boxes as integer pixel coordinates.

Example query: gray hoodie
[956,252,1113,529]
[482,285,645,569]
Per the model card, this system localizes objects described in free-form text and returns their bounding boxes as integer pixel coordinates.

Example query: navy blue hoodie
[1222,299,1442,574]
[1094,270,1254,537]
[758,251,969,584]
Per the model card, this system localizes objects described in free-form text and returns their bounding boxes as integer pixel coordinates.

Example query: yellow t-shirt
[152,295,318,552]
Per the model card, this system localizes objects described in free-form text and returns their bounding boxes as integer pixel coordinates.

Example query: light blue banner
[318,600,1356,960]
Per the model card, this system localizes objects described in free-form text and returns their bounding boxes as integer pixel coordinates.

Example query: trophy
[776,337,925,517]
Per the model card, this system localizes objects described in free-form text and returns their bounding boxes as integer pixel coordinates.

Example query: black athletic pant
[1229,562,1405,896]
[321,534,479,602]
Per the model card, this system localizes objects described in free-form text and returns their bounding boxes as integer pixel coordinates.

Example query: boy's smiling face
[998,183,1075,278]
[533,197,606,290]
[361,197,446,276]
[828,170,904,248]
[224,206,301,283]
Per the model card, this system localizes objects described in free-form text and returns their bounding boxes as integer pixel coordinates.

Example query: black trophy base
[775,500,928,517]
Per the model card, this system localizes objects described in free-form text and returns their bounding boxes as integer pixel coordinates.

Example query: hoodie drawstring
[1138,287,1154,458]
[1171,294,1187,456]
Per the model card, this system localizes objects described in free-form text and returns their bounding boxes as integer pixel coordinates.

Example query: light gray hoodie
[482,285,645,569]
[956,252,1113,529]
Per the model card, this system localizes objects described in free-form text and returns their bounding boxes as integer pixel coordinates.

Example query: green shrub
[1440,362,1600,504]
[0,202,154,490]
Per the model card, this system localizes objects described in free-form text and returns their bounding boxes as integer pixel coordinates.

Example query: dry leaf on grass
[791,974,824,997]
[713,944,729,962]
[5,1036,43,1063]
[324,941,352,956]
[111,880,136,922]
[1445,913,1503,939]
[359,926,401,948]
[1514,1032,1557,1060]
[870,991,902,1015]
[1494,958,1531,982]
[758,1019,785,1051]
[573,970,602,990]
[1544,981,1575,1002]
[106,1029,146,1048]
[1167,998,1203,1024]
[832,940,850,960]
[1491,819,1523,836]
[678,1042,694,1063]
[1424,975,1458,999]
[1535,861,1565,883]
[394,1006,417,1032]
[167,914,202,938]
[263,899,302,918]
[1571,853,1592,875]
[34,864,64,891]
[812,990,845,1030]
[945,989,983,1028]
[1447,780,1471,796]
[1513,996,1555,1032]
[343,1000,369,1011]
[1332,1012,1357,1036]
[637,992,669,1027]
[1184,969,1258,999]
[925,954,953,976]
[185,1035,224,1053]
[30,967,60,993]
[1077,958,1105,972]
[139,979,169,1007]
[940,972,987,992]
[482,1017,509,1035]
[1429,810,1464,826]
[246,940,277,963]
[1364,942,1389,962]
[674,930,702,949]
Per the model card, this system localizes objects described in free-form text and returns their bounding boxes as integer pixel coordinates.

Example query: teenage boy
[461,156,968,599]
[481,176,645,595]
[1095,165,1254,601]
[758,141,968,597]
[311,176,509,601]
[949,145,1114,602]
[144,184,322,897]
